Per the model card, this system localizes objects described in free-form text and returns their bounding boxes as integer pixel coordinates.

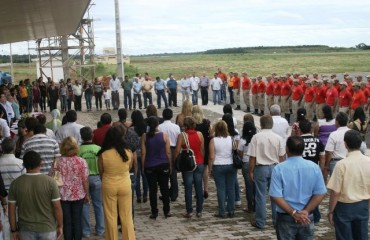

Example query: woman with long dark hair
[291,108,307,136]
[141,116,172,219]
[348,107,368,141]
[98,126,135,240]
[314,104,336,146]
[238,121,257,213]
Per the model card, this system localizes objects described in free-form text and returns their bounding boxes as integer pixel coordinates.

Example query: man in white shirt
[159,108,181,201]
[72,80,82,111]
[109,74,121,110]
[247,115,285,229]
[270,104,289,146]
[55,110,84,144]
[210,73,223,105]
[190,73,200,105]
[0,92,14,125]
[180,75,191,102]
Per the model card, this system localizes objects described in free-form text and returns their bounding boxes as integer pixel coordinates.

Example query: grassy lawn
[2,51,370,82]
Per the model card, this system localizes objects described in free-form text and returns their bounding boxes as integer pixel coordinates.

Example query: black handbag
[232,139,243,169]
[175,132,197,172]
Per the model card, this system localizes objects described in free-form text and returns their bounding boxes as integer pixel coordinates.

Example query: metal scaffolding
[35,4,95,81]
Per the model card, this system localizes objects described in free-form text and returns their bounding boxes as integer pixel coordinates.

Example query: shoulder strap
[182,132,190,150]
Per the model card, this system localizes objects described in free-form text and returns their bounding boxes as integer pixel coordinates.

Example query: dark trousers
[61,199,84,240]
[228,87,234,104]
[74,95,82,111]
[133,93,142,109]
[67,98,73,110]
[144,164,170,216]
[200,87,208,105]
[111,91,120,109]
[143,92,152,108]
[49,97,58,112]
[169,147,178,201]
[123,90,132,109]
[95,92,102,109]
[334,200,369,240]
[156,90,168,109]
[40,95,47,111]
[276,213,314,240]
[168,88,177,107]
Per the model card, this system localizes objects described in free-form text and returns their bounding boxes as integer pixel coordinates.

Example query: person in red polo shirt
[92,113,112,146]
[273,77,282,105]
[265,76,274,111]
[291,79,304,122]
[256,76,266,116]
[315,80,326,119]
[241,72,251,112]
[304,80,316,121]
[325,79,339,115]
[280,76,291,122]
[346,77,354,95]
[233,72,241,110]
[251,78,259,115]
[360,82,370,113]
[338,82,352,114]
[350,83,366,119]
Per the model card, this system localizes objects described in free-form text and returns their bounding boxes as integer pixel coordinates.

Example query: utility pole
[114,0,124,80]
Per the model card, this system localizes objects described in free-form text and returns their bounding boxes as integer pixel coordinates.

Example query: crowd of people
[0,70,368,240]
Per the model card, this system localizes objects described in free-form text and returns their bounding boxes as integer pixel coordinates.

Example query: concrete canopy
[0,0,91,44]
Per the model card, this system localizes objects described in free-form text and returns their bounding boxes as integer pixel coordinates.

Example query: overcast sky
[1,0,370,55]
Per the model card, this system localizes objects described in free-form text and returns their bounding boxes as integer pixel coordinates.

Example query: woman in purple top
[141,116,172,219]
[314,105,336,145]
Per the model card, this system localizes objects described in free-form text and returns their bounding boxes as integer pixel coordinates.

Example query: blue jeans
[82,176,104,236]
[276,213,314,240]
[85,93,92,110]
[123,90,132,109]
[19,231,57,240]
[333,200,369,240]
[221,82,227,101]
[182,164,204,214]
[213,90,221,105]
[61,199,84,240]
[313,206,321,224]
[329,159,340,175]
[241,162,255,211]
[235,173,241,202]
[135,157,148,200]
[156,89,168,108]
[192,90,199,105]
[213,164,236,216]
[254,165,277,228]
[143,92,152,108]
[60,95,67,112]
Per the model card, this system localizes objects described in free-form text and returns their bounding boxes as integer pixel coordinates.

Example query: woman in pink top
[52,136,89,240]
[175,117,204,218]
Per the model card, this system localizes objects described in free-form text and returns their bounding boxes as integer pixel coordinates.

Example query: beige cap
[340,82,348,86]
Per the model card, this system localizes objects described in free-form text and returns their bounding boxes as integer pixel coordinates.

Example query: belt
[89,174,99,176]
[331,158,342,161]
[256,163,277,166]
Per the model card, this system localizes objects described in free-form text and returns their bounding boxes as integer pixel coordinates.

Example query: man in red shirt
[325,79,339,115]
[360,82,370,112]
[256,76,266,116]
[241,72,251,112]
[233,72,241,110]
[92,113,112,146]
[338,82,352,114]
[217,68,227,102]
[350,83,366,119]
[280,76,292,122]
[356,75,363,83]
[251,78,259,115]
[265,76,274,111]
[291,79,304,121]
[346,77,354,95]
[303,80,316,121]
[273,77,282,105]
[286,73,293,86]
[315,80,326,119]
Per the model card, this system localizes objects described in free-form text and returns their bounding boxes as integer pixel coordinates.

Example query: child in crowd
[103,88,111,110]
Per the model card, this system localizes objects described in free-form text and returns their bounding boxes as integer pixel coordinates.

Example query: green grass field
[2,51,370,82]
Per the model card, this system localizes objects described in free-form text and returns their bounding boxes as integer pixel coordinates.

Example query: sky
[1,0,370,55]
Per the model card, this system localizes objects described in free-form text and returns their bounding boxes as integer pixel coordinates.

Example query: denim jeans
[19,231,57,240]
[213,90,221,105]
[135,157,148,200]
[313,206,321,224]
[182,164,204,214]
[276,213,314,240]
[82,176,104,236]
[241,162,255,211]
[145,164,170,216]
[235,173,241,202]
[85,93,92,110]
[192,90,199,105]
[60,95,67,112]
[228,87,234,104]
[212,164,236,216]
[95,92,102,109]
[133,93,142,109]
[143,92,152,108]
[333,200,369,240]
[61,199,84,240]
[123,90,132,109]
[156,89,168,109]
[221,82,227,101]
[329,159,340,175]
[254,165,277,228]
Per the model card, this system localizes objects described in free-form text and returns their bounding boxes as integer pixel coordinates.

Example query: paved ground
[43,91,369,239]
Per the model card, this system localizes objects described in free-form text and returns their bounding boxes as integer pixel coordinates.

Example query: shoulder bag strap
[182,132,190,150]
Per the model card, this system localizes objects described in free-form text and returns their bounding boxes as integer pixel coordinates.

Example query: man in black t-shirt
[299,119,325,225]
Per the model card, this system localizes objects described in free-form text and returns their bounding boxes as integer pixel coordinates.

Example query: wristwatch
[291,210,297,216]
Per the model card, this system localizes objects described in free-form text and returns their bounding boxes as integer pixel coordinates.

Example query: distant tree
[356,43,370,50]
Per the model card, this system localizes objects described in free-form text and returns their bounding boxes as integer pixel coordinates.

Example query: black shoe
[137,198,141,203]
[164,213,172,218]
[159,196,163,201]
[149,214,157,220]
[143,196,148,203]
[235,105,241,110]
[228,212,235,218]
[171,197,177,202]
